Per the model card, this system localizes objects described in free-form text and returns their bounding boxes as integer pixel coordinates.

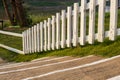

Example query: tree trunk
[10,0,19,25]
[2,0,15,25]
[15,0,29,27]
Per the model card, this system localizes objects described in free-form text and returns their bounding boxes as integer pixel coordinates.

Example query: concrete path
[0,55,119,80]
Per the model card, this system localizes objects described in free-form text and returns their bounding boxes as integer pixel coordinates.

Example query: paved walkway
[0,55,119,80]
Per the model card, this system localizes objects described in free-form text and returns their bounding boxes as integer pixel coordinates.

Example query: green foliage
[3,20,11,27]
[30,13,52,25]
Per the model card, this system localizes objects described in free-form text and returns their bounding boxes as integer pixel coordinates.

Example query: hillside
[23,0,80,14]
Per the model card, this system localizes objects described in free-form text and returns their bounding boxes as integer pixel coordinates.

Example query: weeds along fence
[0,0,120,54]
[22,0,120,54]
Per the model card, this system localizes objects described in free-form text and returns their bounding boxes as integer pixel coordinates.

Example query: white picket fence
[0,0,120,54]
[21,0,120,54]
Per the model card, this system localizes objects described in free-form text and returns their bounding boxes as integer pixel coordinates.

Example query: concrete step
[0,55,103,80]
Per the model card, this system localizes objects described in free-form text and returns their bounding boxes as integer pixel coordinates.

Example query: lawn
[0,36,120,62]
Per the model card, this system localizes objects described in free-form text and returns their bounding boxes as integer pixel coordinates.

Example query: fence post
[88,0,96,44]
[109,0,118,41]
[52,16,56,50]
[61,10,66,48]
[44,20,47,51]
[40,22,44,52]
[56,13,60,49]
[80,0,87,45]
[48,18,51,50]
[67,7,72,47]
[73,3,79,47]
[98,0,106,42]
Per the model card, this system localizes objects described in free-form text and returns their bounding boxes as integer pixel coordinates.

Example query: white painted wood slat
[67,7,72,47]
[40,22,44,52]
[34,25,37,52]
[88,0,96,44]
[98,0,106,42]
[44,20,47,51]
[28,28,32,53]
[61,10,66,48]
[56,13,61,49]
[73,3,79,47]
[22,32,26,54]
[48,18,51,50]
[31,27,34,53]
[80,0,87,45]
[109,0,118,41]
[36,24,40,52]
[52,16,56,50]
[26,30,29,53]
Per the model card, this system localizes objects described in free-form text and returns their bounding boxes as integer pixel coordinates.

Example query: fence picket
[34,25,37,52]
[67,7,72,47]
[48,18,51,50]
[26,30,29,53]
[73,3,79,47]
[44,20,47,51]
[40,22,44,52]
[61,10,66,48]
[109,0,118,41]
[28,28,32,53]
[88,0,96,44]
[31,27,34,53]
[80,0,87,45]
[36,24,40,52]
[52,16,56,50]
[56,13,60,49]
[98,0,106,42]
[22,32,26,54]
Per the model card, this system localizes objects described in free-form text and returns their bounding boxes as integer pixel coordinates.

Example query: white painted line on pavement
[31,57,49,62]
[0,56,68,70]
[22,55,120,80]
[107,75,120,80]
[0,57,49,68]
[0,55,93,75]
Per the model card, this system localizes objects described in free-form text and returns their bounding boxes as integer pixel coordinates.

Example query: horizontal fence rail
[0,30,24,54]
[0,44,24,54]
[0,30,22,37]
[22,0,120,54]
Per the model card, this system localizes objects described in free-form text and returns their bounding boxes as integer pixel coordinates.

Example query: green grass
[0,36,120,62]
[0,34,22,50]
[29,13,52,25]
